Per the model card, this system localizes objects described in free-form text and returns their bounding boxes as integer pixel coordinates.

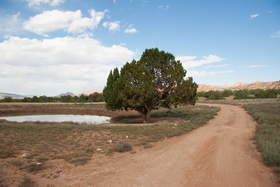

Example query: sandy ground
[43,104,278,187]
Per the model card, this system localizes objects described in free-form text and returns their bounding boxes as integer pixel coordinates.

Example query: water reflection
[0,115,111,124]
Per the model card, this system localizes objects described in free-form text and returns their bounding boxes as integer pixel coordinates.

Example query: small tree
[2,97,13,102]
[103,48,197,122]
[103,68,122,110]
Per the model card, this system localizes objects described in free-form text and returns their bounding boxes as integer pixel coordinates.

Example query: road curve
[52,104,278,187]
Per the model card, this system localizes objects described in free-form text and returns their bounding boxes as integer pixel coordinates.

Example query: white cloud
[0,36,135,95]
[207,64,229,68]
[124,25,138,34]
[26,0,65,7]
[271,30,280,38]
[177,55,224,69]
[250,14,259,19]
[23,9,106,35]
[188,70,234,78]
[248,65,267,68]
[158,5,169,10]
[103,21,120,31]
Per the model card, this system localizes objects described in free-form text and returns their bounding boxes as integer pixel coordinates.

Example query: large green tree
[103,48,197,122]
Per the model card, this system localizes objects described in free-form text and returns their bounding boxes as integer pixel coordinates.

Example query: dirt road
[50,104,278,187]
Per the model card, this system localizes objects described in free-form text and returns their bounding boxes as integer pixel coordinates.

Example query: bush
[113,143,132,153]
[204,91,224,100]
[222,89,233,97]
[234,90,250,99]
[253,89,277,99]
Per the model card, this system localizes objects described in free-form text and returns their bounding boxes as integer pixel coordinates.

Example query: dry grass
[244,102,280,177]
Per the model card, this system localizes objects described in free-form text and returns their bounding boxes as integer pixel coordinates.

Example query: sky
[0,0,279,96]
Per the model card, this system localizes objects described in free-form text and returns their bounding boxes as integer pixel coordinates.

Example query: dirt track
[49,104,278,187]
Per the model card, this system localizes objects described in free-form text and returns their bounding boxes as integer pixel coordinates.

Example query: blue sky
[0,0,279,96]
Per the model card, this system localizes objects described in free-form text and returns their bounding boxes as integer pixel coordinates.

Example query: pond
[0,115,111,124]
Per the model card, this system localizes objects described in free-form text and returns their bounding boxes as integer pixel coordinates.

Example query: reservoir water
[0,115,111,124]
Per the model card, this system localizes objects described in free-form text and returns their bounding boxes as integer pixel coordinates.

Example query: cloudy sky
[0,0,279,96]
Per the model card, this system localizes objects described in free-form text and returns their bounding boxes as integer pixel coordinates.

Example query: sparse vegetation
[19,177,37,187]
[0,103,218,187]
[244,102,280,177]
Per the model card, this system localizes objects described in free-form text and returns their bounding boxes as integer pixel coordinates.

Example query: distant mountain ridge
[58,92,75,97]
[198,80,280,92]
[2,81,279,98]
[0,92,26,99]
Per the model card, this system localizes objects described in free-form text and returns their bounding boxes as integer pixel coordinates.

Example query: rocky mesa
[198,80,280,92]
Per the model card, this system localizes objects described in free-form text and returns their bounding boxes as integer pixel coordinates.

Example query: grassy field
[244,102,280,177]
[0,103,219,187]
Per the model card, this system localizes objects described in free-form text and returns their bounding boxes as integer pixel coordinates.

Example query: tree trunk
[143,110,151,123]
[136,106,151,123]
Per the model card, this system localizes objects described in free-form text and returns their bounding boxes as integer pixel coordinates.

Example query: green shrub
[234,90,250,99]
[203,91,224,100]
[113,143,132,152]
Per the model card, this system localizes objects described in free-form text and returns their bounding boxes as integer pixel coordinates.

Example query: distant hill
[80,90,102,96]
[0,92,26,99]
[198,80,280,92]
[58,92,75,97]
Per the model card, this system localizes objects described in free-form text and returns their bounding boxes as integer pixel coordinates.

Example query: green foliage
[103,68,122,110]
[222,89,233,97]
[88,92,104,102]
[233,90,251,99]
[174,77,198,104]
[198,91,224,100]
[103,48,198,122]
[118,60,154,113]
[2,97,13,102]
[252,89,278,98]
[208,91,224,100]
[198,88,279,100]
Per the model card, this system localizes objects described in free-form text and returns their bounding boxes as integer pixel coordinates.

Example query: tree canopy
[103,48,198,122]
